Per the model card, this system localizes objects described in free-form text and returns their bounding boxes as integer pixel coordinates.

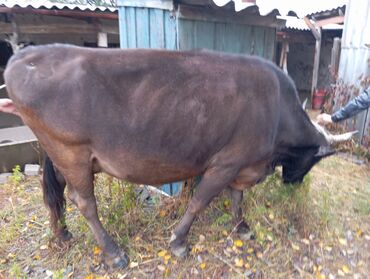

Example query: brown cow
[1,44,355,269]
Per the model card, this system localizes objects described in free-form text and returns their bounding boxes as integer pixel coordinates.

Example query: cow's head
[281,122,357,184]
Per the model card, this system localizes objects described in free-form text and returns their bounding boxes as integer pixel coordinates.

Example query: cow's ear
[315,145,335,159]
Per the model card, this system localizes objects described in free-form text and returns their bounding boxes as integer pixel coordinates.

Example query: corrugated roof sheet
[0,0,117,12]
[279,16,343,30]
[213,0,348,18]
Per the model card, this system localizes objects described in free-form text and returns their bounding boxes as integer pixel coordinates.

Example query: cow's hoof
[60,230,73,242]
[169,233,188,258]
[104,252,129,270]
[236,221,255,240]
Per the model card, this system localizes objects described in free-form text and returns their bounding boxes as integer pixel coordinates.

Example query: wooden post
[311,27,322,102]
[330,37,341,78]
[97,32,108,47]
[279,41,289,74]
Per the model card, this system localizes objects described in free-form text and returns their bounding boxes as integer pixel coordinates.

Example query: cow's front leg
[170,166,239,257]
[67,180,129,269]
[229,187,252,237]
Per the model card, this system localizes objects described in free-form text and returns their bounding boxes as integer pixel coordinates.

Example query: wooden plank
[193,21,215,50]
[177,4,285,28]
[149,9,165,49]
[97,32,108,47]
[239,26,253,54]
[177,19,194,50]
[219,24,239,53]
[253,26,265,57]
[118,7,128,48]
[136,8,150,48]
[0,22,117,34]
[303,17,320,40]
[117,0,173,11]
[126,7,137,48]
[263,28,276,60]
[316,16,344,27]
[214,22,227,52]
[164,10,177,50]
[330,37,341,77]
[311,28,322,106]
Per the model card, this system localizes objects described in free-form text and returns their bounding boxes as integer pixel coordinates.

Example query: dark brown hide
[4,44,329,268]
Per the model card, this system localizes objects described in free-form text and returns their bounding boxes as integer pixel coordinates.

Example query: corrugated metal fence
[336,0,370,144]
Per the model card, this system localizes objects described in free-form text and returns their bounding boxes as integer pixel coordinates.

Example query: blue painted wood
[164,11,177,50]
[253,26,265,57]
[136,8,150,48]
[263,28,276,60]
[126,7,137,48]
[149,9,165,49]
[118,7,128,48]
[193,21,215,50]
[177,19,194,50]
[214,22,227,52]
[160,182,182,196]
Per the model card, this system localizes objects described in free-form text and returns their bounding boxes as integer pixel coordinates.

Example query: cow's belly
[92,151,202,185]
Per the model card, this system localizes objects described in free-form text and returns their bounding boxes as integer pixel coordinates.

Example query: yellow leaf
[7,253,15,259]
[315,271,326,279]
[247,248,254,254]
[223,200,230,208]
[40,245,48,250]
[301,239,310,245]
[93,246,102,256]
[164,254,171,264]
[268,213,274,220]
[66,207,73,213]
[256,252,263,259]
[338,238,347,246]
[291,243,300,251]
[159,210,167,217]
[158,250,167,258]
[222,230,228,236]
[234,239,243,247]
[356,229,364,238]
[246,256,253,261]
[266,234,273,242]
[135,236,141,242]
[32,215,37,221]
[244,263,251,269]
[234,258,244,267]
[33,254,41,261]
[199,262,206,270]
[84,274,94,279]
[342,265,351,274]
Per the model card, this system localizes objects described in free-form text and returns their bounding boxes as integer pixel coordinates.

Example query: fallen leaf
[159,210,166,217]
[234,258,244,267]
[234,239,243,248]
[93,246,101,256]
[324,246,332,252]
[315,271,326,279]
[247,248,254,254]
[84,274,94,279]
[337,269,345,276]
[256,252,263,259]
[158,250,167,258]
[199,262,206,270]
[7,253,15,259]
[244,263,251,269]
[129,262,138,268]
[164,254,171,264]
[356,229,364,238]
[40,245,48,250]
[268,213,274,220]
[157,265,165,271]
[301,239,310,245]
[342,265,351,274]
[222,230,228,237]
[134,236,141,242]
[199,234,205,243]
[291,243,300,251]
[338,238,347,246]
[33,254,41,261]
[66,207,73,213]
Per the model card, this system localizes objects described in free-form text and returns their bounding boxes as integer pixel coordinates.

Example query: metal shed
[117,0,284,60]
[335,0,370,145]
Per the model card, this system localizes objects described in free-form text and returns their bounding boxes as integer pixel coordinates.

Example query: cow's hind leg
[66,171,129,269]
[170,166,239,257]
[229,187,252,238]
[42,155,72,241]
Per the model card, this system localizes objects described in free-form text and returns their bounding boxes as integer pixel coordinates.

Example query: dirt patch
[0,155,369,278]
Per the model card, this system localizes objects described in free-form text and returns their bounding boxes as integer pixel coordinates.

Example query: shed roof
[0,0,117,12]
[212,0,348,18]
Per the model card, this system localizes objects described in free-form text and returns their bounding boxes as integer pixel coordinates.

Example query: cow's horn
[312,121,358,144]
[302,98,308,110]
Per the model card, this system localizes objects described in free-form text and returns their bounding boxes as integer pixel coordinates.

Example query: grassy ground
[0,155,369,279]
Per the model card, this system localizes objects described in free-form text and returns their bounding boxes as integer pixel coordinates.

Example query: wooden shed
[117,0,284,60]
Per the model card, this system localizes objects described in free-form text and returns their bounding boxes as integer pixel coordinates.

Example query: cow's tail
[42,154,67,234]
